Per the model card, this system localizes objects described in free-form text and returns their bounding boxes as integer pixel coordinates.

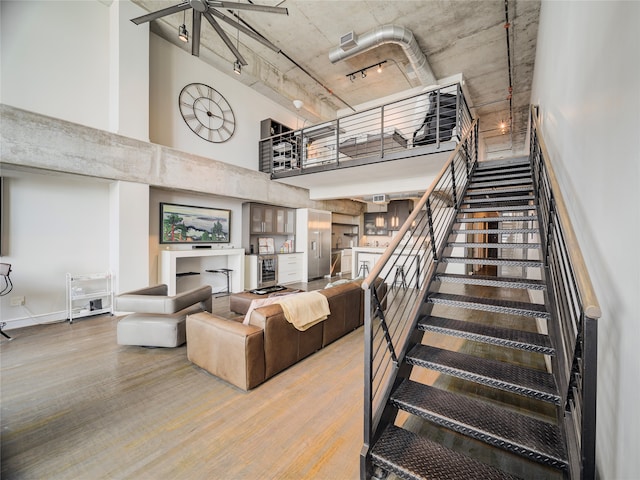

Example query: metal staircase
[360,111,600,480]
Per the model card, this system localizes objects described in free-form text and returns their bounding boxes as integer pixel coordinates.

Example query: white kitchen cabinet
[277,253,303,284]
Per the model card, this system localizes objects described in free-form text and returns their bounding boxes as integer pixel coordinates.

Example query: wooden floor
[1,275,558,479]
[1,278,364,480]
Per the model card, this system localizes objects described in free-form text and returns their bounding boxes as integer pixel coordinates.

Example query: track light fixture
[345,60,387,81]
[178,24,189,42]
[178,10,188,42]
[232,14,241,74]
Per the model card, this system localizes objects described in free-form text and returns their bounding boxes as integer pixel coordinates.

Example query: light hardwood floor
[1,288,364,480]
[2,276,559,479]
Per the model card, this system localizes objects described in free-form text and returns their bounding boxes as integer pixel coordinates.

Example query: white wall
[148,189,245,289]
[531,1,640,477]
[0,0,148,140]
[149,34,299,171]
[0,172,111,328]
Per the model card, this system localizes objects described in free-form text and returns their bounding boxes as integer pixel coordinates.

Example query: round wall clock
[178,83,236,143]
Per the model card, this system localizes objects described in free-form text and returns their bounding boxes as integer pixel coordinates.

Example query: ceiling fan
[131,0,288,67]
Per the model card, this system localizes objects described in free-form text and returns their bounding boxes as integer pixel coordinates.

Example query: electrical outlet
[10,296,25,307]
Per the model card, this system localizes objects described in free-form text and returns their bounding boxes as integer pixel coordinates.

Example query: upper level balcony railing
[259,82,473,178]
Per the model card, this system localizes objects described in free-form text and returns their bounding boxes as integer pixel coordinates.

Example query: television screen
[160,202,230,244]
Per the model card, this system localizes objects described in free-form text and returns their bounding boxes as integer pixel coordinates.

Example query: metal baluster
[372,283,397,364]
[426,199,437,260]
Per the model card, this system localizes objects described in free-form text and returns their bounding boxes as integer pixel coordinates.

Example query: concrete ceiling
[131,0,540,199]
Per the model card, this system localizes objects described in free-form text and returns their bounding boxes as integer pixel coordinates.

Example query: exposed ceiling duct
[328,25,436,86]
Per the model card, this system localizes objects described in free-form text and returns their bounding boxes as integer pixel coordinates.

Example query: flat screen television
[160,202,230,244]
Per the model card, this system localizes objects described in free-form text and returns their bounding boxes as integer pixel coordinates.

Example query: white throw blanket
[242,291,330,331]
[275,291,330,331]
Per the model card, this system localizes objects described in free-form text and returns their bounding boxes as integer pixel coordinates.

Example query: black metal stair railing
[259,82,472,178]
[529,106,601,479]
[359,118,478,477]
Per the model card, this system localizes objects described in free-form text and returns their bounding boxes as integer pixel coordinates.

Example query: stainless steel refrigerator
[297,209,331,281]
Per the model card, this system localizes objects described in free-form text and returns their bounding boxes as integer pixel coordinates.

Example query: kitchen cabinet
[275,207,296,234]
[246,203,295,235]
[364,213,388,236]
[250,204,275,234]
[277,253,303,284]
[388,199,414,231]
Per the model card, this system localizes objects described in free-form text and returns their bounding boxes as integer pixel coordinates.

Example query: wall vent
[372,194,387,204]
[340,31,358,50]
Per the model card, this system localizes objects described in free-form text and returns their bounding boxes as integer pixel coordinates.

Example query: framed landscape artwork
[160,202,230,244]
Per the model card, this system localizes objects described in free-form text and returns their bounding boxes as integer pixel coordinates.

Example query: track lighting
[345,60,387,82]
[232,16,241,75]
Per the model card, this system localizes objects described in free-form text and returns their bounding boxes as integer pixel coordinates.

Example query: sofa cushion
[319,280,363,346]
[187,312,265,391]
[249,304,323,380]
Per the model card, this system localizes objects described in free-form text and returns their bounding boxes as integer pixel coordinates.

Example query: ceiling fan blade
[130,2,190,25]
[207,1,288,15]
[208,8,280,53]
[203,11,248,66]
[192,10,202,56]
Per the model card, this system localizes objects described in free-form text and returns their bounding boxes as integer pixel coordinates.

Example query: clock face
[178,83,236,143]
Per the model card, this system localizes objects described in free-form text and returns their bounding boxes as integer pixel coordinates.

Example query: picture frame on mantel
[160,202,230,245]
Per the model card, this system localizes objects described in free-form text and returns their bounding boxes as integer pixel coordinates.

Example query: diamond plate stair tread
[455,216,538,224]
[435,272,546,290]
[464,195,535,204]
[429,292,549,318]
[469,179,533,189]
[460,205,536,213]
[417,316,553,354]
[465,186,533,197]
[452,228,538,235]
[406,344,560,403]
[470,173,532,183]
[442,257,544,268]
[371,424,519,480]
[448,242,541,249]
[391,380,567,469]
[475,165,530,172]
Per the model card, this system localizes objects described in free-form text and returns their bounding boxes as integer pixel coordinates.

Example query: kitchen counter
[351,246,386,253]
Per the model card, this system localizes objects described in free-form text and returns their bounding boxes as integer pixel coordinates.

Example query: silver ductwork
[329,25,436,86]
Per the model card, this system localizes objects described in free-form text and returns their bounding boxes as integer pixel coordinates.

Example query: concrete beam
[0,104,363,216]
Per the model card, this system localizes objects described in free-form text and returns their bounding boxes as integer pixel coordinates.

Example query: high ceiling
[132,0,540,194]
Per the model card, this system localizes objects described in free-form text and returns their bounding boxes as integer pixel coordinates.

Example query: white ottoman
[117,312,187,347]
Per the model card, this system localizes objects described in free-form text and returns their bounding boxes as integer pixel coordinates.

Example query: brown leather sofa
[186,280,379,390]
